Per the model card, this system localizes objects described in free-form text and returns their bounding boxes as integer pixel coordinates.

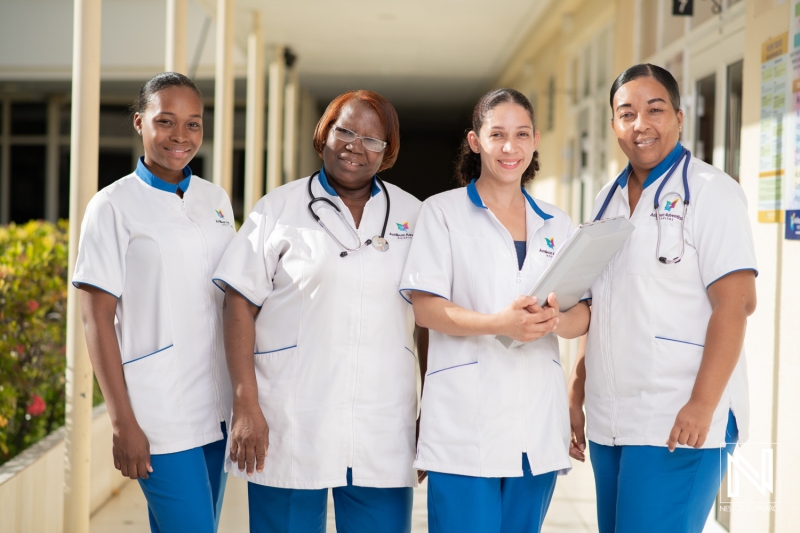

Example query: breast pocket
[627,223,685,279]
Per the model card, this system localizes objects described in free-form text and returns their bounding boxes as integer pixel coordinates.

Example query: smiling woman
[566,64,758,533]
[214,89,425,533]
[400,88,589,533]
[72,72,235,533]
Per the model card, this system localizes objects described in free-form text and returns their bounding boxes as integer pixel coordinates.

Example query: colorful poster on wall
[760,33,789,223]
[787,1,800,237]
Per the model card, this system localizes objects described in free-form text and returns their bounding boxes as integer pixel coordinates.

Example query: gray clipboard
[496,216,635,349]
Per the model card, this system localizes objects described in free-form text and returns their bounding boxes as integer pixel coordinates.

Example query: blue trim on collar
[318,167,380,197]
[466,178,553,220]
[521,187,553,220]
[619,142,683,189]
[136,156,192,193]
[466,179,487,208]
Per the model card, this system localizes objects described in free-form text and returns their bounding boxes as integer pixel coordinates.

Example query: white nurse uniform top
[400,179,574,478]
[73,157,235,455]
[212,169,422,490]
[584,144,758,449]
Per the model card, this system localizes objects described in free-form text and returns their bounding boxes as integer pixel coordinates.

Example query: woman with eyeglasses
[567,64,757,533]
[213,90,425,533]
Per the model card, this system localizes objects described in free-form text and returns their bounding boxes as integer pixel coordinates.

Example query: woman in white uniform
[74,73,234,533]
[400,88,590,533]
[567,64,757,533]
[213,90,424,533]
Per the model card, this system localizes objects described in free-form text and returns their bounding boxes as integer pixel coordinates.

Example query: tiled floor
[90,460,600,532]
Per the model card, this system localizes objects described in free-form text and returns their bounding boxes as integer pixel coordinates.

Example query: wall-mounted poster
[760,32,789,223]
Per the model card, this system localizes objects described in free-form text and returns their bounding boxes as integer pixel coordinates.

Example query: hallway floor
[89,457,600,532]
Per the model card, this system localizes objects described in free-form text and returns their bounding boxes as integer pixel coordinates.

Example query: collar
[466,178,553,220]
[617,142,683,190]
[318,167,380,197]
[135,156,192,193]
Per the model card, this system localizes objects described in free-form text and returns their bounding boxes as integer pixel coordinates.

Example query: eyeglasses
[332,125,387,153]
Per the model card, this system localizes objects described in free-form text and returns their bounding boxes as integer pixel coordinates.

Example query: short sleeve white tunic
[400,180,575,478]
[584,148,758,449]
[212,170,422,490]
[72,158,235,455]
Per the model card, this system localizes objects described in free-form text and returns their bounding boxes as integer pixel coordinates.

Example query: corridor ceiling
[201,0,551,106]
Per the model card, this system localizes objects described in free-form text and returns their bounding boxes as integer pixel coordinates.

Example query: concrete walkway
[90,458,599,532]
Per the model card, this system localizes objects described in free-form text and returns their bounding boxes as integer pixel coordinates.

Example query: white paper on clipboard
[496,216,635,349]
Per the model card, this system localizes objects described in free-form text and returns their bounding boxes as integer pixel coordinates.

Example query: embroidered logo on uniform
[215,209,232,228]
[651,193,684,222]
[389,221,412,240]
[545,237,555,249]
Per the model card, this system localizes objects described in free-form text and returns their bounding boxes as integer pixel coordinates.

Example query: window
[725,60,743,181]
[11,103,46,135]
[99,105,132,138]
[695,73,716,165]
[10,145,46,222]
[98,149,134,190]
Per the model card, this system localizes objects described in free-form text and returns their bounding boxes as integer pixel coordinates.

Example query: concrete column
[243,11,265,216]
[266,45,285,192]
[0,99,9,225]
[45,95,61,222]
[213,0,235,196]
[165,0,188,74]
[64,0,102,532]
[283,64,299,182]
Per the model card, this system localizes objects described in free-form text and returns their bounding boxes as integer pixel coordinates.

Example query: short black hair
[455,88,540,186]
[132,72,204,114]
[609,63,681,113]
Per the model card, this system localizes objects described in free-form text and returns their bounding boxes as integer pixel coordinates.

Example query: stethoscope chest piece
[371,236,390,252]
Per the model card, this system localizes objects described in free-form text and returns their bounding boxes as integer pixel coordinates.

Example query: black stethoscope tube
[307,170,391,257]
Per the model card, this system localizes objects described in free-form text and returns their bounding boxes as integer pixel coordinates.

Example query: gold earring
[679,126,682,132]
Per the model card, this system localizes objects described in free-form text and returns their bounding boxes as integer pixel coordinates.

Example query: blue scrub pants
[589,411,738,533]
[138,422,228,533]
[247,468,413,533]
[426,454,558,533]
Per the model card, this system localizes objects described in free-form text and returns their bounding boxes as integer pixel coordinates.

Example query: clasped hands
[496,292,560,343]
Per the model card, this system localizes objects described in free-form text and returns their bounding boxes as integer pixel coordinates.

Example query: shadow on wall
[381,105,473,202]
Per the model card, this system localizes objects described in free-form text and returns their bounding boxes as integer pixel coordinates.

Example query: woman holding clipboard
[568,64,757,533]
[400,88,589,533]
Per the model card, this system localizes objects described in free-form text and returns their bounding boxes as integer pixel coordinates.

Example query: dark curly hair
[455,88,540,186]
[131,72,204,114]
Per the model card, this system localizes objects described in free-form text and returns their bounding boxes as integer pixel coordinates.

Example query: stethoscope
[594,147,691,264]
[307,170,391,257]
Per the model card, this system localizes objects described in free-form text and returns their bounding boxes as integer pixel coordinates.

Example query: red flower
[27,300,39,312]
[26,395,46,416]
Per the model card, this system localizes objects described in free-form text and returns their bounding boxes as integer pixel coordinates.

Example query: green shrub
[0,220,102,466]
